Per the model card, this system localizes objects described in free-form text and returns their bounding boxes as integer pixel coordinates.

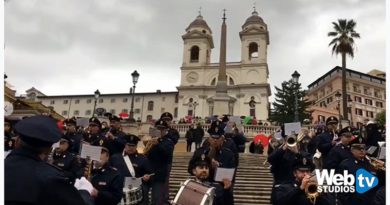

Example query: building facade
[177,10,271,120]
[307,66,386,127]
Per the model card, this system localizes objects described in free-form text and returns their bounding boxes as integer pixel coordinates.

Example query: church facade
[22,10,272,122]
[178,10,271,120]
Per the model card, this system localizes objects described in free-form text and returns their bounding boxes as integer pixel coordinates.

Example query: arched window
[190,46,200,62]
[146,115,153,122]
[229,77,235,85]
[211,78,216,86]
[249,96,256,117]
[147,101,154,111]
[249,42,258,59]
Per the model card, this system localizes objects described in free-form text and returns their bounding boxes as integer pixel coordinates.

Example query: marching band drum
[120,186,143,205]
[172,179,215,205]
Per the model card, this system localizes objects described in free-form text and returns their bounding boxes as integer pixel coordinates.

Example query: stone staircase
[169,152,273,205]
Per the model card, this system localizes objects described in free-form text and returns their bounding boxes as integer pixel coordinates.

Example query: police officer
[52,137,83,180]
[110,134,152,205]
[317,116,339,169]
[90,147,124,205]
[63,117,83,154]
[103,115,127,156]
[272,156,335,205]
[160,112,180,145]
[188,154,232,205]
[83,117,104,146]
[5,115,91,205]
[324,126,354,171]
[146,119,176,205]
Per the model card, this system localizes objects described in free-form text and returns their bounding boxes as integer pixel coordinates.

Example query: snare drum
[172,179,215,205]
[120,186,143,205]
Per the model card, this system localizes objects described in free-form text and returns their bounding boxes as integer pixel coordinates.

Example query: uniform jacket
[110,152,152,179]
[52,150,83,179]
[324,143,352,170]
[91,164,124,205]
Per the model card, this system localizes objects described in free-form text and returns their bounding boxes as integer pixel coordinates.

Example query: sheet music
[124,177,142,189]
[80,144,102,161]
[214,167,235,182]
[284,122,301,136]
[378,147,386,160]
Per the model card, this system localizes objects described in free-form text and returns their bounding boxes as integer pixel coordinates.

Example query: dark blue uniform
[83,133,104,146]
[272,181,335,205]
[337,157,376,205]
[63,132,83,154]
[5,149,88,205]
[110,152,152,205]
[324,143,352,170]
[317,131,336,167]
[102,129,127,156]
[52,150,83,179]
[91,164,124,205]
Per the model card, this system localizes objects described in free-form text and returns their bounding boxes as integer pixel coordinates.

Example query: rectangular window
[50,100,55,105]
[74,110,79,115]
[135,109,141,114]
[123,98,128,103]
[326,97,333,104]
[363,87,371,96]
[353,84,361,93]
[148,101,154,111]
[75,99,80,104]
[63,100,69,104]
[355,108,363,116]
[375,101,383,108]
[366,111,374,118]
[62,111,68,116]
[122,109,128,113]
[86,99,92,104]
[110,98,116,103]
[135,97,141,103]
[354,96,362,103]
[319,101,326,107]
[85,110,91,115]
[374,90,382,99]
[99,99,104,103]
[365,99,373,106]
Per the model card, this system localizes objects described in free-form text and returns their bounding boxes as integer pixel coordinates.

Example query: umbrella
[243,116,252,125]
[119,112,129,119]
[253,134,269,147]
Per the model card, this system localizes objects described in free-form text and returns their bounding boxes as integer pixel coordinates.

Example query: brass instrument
[366,156,386,171]
[305,174,319,204]
[143,137,160,155]
[286,135,297,147]
[84,156,94,181]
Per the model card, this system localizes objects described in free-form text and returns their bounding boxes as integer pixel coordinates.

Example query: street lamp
[292,70,300,122]
[335,91,342,129]
[129,70,140,122]
[93,89,100,117]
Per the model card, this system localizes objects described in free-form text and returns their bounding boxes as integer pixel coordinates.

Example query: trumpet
[143,137,160,155]
[305,174,319,204]
[366,156,386,171]
[286,135,297,147]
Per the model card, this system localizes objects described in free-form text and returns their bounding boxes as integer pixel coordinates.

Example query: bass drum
[172,179,215,205]
[119,186,143,205]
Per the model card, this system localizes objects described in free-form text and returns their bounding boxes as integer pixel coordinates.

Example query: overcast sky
[5,0,386,98]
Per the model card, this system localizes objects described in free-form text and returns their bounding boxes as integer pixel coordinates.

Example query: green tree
[328,19,360,121]
[269,80,313,125]
[375,110,386,128]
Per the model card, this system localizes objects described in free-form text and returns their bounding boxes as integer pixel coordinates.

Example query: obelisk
[213,10,230,116]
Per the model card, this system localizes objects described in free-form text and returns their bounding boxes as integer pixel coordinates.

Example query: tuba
[305,174,319,204]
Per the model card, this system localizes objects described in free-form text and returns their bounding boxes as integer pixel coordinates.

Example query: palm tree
[328,19,360,123]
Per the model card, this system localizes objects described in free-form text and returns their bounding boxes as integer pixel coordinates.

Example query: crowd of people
[4,113,386,205]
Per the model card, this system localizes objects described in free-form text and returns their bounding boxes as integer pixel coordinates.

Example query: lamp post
[292,70,300,122]
[129,70,140,122]
[335,91,342,129]
[92,89,100,117]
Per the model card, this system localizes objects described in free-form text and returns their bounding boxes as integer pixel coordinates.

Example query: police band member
[317,116,339,169]
[272,157,335,205]
[103,115,127,156]
[5,115,91,205]
[110,134,152,205]
[188,154,232,205]
[337,142,376,205]
[324,126,354,171]
[63,117,83,154]
[146,119,177,205]
[90,147,124,205]
[83,117,105,146]
[52,137,83,180]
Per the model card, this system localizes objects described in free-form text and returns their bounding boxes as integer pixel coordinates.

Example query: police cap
[326,116,339,125]
[89,117,101,128]
[338,126,354,137]
[109,115,121,122]
[351,143,366,151]
[160,112,173,121]
[64,117,77,126]
[350,135,366,147]
[293,156,315,171]
[189,154,211,175]
[124,134,140,146]
[155,119,169,129]
[15,115,62,147]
